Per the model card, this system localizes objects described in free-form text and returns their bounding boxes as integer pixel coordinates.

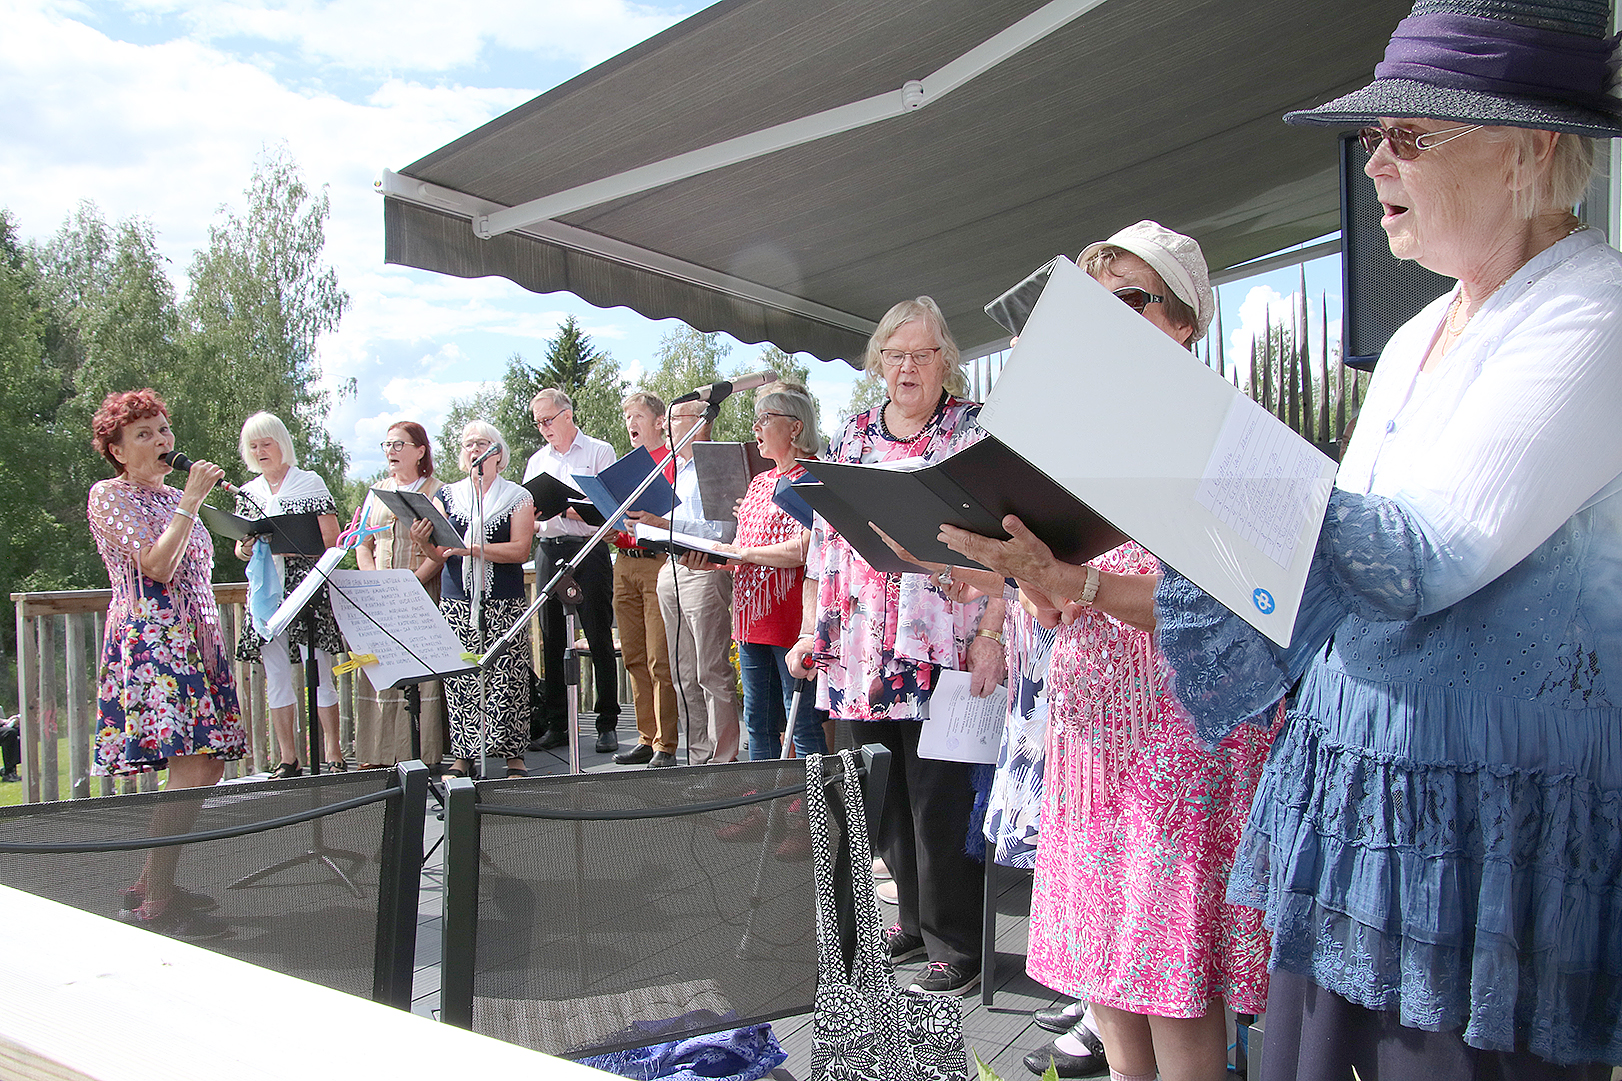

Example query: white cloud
[120,0,690,76]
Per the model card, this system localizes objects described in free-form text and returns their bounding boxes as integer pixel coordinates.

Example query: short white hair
[459,419,510,474]
[238,411,297,474]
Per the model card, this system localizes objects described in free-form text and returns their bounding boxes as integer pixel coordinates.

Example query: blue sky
[1,0,1342,480]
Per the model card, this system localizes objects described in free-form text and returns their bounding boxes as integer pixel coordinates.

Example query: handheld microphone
[470,442,503,471]
[670,370,780,406]
[160,451,239,493]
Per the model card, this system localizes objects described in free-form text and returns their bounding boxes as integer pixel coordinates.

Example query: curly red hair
[91,389,169,472]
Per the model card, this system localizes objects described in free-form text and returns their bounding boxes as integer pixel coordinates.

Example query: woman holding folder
[786,297,1006,998]
[942,224,1276,1080]
[352,420,447,769]
[232,410,344,777]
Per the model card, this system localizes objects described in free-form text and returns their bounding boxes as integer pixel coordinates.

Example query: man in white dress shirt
[628,400,741,764]
[522,388,622,754]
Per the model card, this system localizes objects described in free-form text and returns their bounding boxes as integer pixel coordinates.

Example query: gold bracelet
[975,628,1003,645]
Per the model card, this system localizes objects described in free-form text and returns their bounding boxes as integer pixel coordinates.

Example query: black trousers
[848,717,984,972]
[535,537,619,735]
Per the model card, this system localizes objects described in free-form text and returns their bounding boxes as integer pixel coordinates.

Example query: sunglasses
[1112,287,1164,313]
[1356,123,1482,161]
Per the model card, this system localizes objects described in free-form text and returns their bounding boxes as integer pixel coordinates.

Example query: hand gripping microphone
[159,451,239,493]
[669,370,780,406]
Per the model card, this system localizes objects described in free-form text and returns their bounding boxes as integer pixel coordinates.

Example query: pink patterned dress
[88,478,247,776]
[1025,542,1276,1017]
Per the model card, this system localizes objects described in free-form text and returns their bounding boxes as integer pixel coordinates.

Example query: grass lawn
[1,735,101,807]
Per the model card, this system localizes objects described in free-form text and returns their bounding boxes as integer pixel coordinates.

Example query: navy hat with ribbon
[1285,0,1622,138]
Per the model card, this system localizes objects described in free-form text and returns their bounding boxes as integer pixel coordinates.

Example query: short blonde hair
[1486,127,1598,219]
[239,411,297,473]
[862,296,968,398]
[756,381,821,456]
[459,420,510,474]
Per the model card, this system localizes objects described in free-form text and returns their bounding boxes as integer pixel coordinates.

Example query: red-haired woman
[87,389,247,939]
[352,420,447,768]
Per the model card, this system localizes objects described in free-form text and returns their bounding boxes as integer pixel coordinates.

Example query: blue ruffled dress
[1155,230,1622,1066]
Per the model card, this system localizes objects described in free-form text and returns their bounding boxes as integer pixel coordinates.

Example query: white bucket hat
[1079,220,1214,339]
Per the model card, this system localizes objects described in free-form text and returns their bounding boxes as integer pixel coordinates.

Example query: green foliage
[842,371,886,423]
[435,384,503,483]
[0,148,351,702]
[439,318,631,481]
[636,326,757,444]
[183,144,351,494]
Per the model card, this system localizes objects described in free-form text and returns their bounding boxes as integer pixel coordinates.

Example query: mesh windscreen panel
[468,760,825,1058]
[1340,132,1452,365]
[0,772,393,1000]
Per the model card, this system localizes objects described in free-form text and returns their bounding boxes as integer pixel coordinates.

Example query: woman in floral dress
[88,388,247,938]
[942,224,1277,1080]
[787,297,1007,998]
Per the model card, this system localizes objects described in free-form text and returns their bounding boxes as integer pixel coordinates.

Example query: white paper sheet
[917,669,1005,764]
[325,569,477,690]
[1195,396,1328,570]
[979,257,1337,645]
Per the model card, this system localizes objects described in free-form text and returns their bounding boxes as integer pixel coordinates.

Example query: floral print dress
[808,396,987,719]
[1025,542,1277,1017]
[88,478,248,776]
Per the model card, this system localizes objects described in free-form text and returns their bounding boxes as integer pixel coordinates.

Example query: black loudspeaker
[1340,133,1452,370]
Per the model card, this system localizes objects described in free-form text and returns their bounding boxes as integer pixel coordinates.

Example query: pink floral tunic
[1025,542,1276,1017]
[88,478,247,776]
[808,397,987,720]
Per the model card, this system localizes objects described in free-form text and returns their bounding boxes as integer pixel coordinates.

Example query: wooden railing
[10,583,359,805]
[12,571,631,805]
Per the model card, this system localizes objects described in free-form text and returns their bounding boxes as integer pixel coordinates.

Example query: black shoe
[594,731,619,754]
[532,731,568,751]
[1021,1027,1108,1078]
[883,924,928,965]
[0,769,19,782]
[1034,1003,1085,1033]
[908,961,980,996]
[647,751,677,768]
[614,743,654,765]
[267,762,302,779]
[120,885,219,916]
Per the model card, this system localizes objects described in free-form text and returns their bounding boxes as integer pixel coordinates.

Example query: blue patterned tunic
[1156,229,1622,1064]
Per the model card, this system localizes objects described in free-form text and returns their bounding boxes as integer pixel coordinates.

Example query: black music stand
[231,551,365,897]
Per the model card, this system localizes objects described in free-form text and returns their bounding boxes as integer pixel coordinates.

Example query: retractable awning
[382,0,1410,366]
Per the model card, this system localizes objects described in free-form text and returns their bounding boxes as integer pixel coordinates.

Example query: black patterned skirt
[440,596,532,760]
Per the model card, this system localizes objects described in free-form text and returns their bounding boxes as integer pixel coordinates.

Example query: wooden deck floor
[407,734,1065,1081]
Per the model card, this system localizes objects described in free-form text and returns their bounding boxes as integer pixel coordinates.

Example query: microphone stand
[479,398,723,773]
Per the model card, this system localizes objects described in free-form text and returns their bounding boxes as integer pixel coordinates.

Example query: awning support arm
[473,0,1108,239]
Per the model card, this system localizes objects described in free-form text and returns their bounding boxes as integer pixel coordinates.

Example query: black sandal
[442,766,468,778]
[506,767,529,778]
[324,760,348,773]
[268,762,302,779]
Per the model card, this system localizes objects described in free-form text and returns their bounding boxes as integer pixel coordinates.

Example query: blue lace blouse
[1155,230,1622,1065]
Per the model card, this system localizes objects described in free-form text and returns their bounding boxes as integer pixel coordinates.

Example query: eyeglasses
[752,411,795,428]
[1112,287,1165,313]
[462,439,493,451]
[1356,123,1482,161]
[534,409,570,429]
[879,347,940,368]
[378,440,417,451]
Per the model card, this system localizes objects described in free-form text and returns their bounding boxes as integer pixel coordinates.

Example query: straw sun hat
[1284,0,1622,139]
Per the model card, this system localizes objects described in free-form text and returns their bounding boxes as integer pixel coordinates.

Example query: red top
[732,463,809,646]
[613,444,676,550]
